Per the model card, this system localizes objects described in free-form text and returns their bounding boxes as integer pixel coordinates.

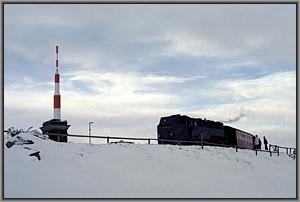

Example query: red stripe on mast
[55,74,60,83]
[54,95,61,108]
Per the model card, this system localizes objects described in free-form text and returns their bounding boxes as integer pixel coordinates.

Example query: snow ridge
[4,131,296,198]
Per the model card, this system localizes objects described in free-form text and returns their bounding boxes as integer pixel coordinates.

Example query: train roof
[159,114,223,126]
[224,125,255,137]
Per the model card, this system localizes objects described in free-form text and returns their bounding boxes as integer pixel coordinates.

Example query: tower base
[40,119,71,142]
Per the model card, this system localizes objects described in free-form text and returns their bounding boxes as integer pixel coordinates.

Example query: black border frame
[1,1,298,200]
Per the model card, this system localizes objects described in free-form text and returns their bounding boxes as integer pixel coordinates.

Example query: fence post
[270,151,272,157]
[201,134,203,149]
[255,150,257,156]
[294,149,296,160]
[148,139,150,144]
[107,136,109,144]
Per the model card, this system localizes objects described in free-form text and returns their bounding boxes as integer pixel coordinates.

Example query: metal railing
[4,129,296,159]
[48,132,237,147]
[44,132,296,159]
[269,144,296,158]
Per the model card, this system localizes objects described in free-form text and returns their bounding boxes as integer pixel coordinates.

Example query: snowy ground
[4,131,296,198]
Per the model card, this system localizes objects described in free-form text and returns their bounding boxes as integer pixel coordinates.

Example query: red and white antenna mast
[54,45,61,120]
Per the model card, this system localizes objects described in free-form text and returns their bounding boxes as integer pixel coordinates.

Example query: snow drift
[4,130,296,198]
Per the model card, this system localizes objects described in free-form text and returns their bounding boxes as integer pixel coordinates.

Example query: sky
[4,4,296,147]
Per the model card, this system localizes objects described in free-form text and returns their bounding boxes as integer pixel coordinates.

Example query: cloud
[163,32,242,58]
[5,4,296,69]
[63,70,204,96]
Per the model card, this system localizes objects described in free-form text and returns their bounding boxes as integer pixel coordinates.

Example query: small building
[40,119,70,142]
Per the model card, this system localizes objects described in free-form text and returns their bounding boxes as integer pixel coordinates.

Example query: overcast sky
[4,4,296,146]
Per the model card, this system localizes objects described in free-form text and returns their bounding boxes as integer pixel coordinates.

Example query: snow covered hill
[4,130,296,198]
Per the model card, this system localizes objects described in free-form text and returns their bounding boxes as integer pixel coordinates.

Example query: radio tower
[54,45,61,120]
[40,45,70,142]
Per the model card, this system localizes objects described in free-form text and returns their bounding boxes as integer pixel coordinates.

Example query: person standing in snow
[258,138,262,150]
[263,136,268,150]
[254,135,259,149]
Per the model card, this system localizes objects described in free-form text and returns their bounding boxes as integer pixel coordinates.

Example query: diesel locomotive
[157,114,254,149]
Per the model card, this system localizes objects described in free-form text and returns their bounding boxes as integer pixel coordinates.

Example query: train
[157,114,255,149]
